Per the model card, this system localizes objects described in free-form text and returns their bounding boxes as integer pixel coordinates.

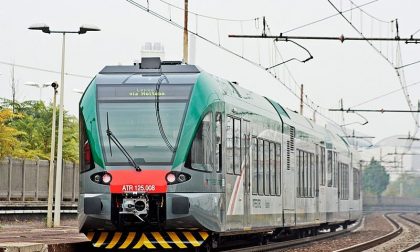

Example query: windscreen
[97,84,193,165]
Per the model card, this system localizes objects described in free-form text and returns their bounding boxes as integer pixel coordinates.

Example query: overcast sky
[1,0,419,142]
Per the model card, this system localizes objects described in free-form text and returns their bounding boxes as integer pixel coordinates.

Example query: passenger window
[315,152,319,196]
[252,137,258,195]
[333,152,338,188]
[215,113,222,172]
[188,113,213,171]
[320,147,326,186]
[298,150,304,197]
[327,150,332,187]
[226,116,234,174]
[276,144,281,196]
[270,142,275,195]
[308,153,314,197]
[304,152,309,197]
[233,118,241,174]
[258,139,264,195]
[264,141,270,195]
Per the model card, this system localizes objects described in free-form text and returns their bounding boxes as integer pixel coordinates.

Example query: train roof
[99,58,200,75]
[93,58,351,153]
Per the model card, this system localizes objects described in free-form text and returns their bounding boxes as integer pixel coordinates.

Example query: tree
[0,99,79,162]
[385,173,420,198]
[363,158,390,203]
[0,109,22,159]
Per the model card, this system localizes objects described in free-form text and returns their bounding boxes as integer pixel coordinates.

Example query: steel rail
[397,214,420,252]
[223,219,363,252]
[334,213,402,252]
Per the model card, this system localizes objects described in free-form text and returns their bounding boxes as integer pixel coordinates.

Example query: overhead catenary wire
[349,80,420,108]
[125,0,344,128]
[412,28,420,37]
[327,0,419,130]
[347,0,391,23]
[0,60,92,79]
[159,0,260,22]
[282,0,380,34]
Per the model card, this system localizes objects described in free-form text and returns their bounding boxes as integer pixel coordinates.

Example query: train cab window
[270,142,275,195]
[215,113,222,173]
[188,113,213,172]
[258,139,264,195]
[327,150,332,187]
[275,144,281,196]
[252,137,258,195]
[233,118,241,175]
[226,116,234,174]
[264,140,270,195]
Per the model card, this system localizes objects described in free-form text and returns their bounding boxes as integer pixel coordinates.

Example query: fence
[0,157,78,202]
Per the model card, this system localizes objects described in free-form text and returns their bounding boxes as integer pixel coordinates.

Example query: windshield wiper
[106,112,141,172]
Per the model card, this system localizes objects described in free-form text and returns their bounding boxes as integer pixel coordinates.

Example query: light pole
[29,23,100,227]
[47,82,58,228]
[24,82,51,102]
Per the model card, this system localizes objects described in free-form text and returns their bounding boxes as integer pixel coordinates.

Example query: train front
[78,59,209,249]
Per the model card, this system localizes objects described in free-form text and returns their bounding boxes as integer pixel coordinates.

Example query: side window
[320,147,325,186]
[309,153,315,197]
[315,151,319,196]
[215,113,222,172]
[252,137,258,194]
[276,144,281,196]
[188,113,213,171]
[353,168,360,200]
[264,140,270,195]
[80,113,94,173]
[233,118,241,175]
[327,150,332,187]
[226,116,234,174]
[333,152,338,188]
[270,142,275,195]
[298,150,303,197]
[304,152,309,197]
[258,139,264,195]
[338,162,342,197]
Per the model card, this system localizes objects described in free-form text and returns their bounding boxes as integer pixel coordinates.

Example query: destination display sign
[97,84,192,101]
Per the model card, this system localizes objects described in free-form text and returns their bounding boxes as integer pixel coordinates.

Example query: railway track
[335,213,420,252]
[222,220,362,252]
[394,214,420,252]
[0,201,77,214]
[221,212,420,252]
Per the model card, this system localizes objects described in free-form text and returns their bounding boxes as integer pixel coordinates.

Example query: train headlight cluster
[102,173,112,184]
[166,171,191,185]
[90,172,112,185]
[166,173,176,183]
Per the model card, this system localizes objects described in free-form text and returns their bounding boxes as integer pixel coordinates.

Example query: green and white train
[78,58,362,250]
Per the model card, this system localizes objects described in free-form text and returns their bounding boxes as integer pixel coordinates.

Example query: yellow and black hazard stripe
[85,231,209,249]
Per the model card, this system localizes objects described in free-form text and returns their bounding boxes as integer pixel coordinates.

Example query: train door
[225,115,245,230]
[242,120,251,226]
